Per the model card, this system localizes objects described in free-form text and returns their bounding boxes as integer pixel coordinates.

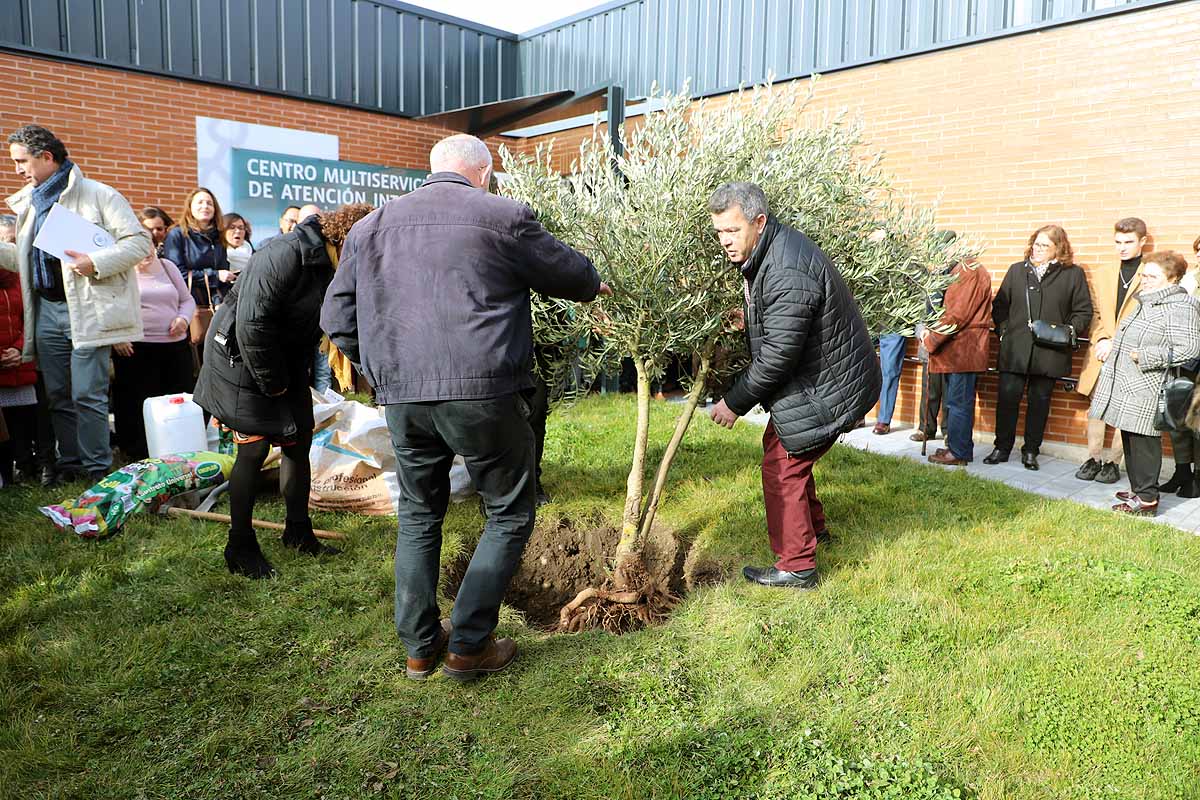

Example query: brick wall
[0,51,510,217]
[507,2,1200,452]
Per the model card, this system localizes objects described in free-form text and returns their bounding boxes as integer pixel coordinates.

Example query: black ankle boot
[1179,475,1200,499]
[282,518,342,556]
[224,530,277,579]
[1160,465,1192,493]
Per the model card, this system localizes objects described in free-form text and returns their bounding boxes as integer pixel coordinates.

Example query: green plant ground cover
[2,395,1199,800]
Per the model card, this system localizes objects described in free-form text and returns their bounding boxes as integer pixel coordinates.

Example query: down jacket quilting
[193,217,332,438]
[722,217,881,454]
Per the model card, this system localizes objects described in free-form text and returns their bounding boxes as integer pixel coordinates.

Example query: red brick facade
[0,51,506,217]
[511,2,1200,453]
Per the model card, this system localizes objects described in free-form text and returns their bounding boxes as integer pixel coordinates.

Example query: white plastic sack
[308,390,474,515]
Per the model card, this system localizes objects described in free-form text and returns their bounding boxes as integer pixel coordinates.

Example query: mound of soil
[443,516,688,629]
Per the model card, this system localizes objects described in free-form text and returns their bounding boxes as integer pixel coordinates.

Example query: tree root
[556,556,677,634]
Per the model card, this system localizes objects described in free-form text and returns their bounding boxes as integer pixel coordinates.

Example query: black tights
[227,430,312,539]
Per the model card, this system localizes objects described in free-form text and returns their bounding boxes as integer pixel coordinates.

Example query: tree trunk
[637,350,712,541]
[615,359,652,575]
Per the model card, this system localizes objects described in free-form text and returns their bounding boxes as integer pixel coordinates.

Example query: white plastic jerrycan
[143,393,207,458]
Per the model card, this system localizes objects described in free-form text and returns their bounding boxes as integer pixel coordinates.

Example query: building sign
[230,148,427,244]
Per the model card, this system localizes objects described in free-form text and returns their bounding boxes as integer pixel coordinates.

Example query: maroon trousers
[762,419,833,572]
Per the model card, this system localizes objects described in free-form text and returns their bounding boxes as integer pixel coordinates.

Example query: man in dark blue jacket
[708,182,880,590]
[322,134,607,682]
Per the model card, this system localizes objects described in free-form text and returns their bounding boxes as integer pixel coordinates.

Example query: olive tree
[501,82,979,631]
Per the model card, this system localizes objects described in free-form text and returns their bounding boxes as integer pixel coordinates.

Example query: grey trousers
[35,298,112,474]
[385,395,536,658]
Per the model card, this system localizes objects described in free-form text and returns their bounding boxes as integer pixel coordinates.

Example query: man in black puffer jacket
[708,182,880,589]
[322,134,606,682]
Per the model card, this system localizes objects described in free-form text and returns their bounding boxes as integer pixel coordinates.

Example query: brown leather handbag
[188,272,217,346]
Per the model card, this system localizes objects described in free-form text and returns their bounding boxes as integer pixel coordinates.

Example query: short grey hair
[429,134,492,172]
[708,182,769,221]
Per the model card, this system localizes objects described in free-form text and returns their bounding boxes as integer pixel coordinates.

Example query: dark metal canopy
[419,85,615,138]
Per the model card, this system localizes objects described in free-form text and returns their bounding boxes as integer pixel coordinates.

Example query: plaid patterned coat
[1089,285,1200,436]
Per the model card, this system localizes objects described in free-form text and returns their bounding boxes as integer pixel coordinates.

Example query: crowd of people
[0,124,339,487]
[872,218,1200,517]
[3,120,1200,682]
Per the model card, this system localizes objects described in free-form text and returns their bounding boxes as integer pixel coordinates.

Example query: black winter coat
[321,172,600,404]
[722,217,881,454]
[192,218,332,438]
[992,260,1093,377]
[162,225,230,304]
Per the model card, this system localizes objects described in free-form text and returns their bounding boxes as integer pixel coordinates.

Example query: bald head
[298,204,321,221]
[430,134,493,189]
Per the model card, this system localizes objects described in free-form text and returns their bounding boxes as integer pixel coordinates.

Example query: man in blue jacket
[708,182,880,590]
[322,134,608,682]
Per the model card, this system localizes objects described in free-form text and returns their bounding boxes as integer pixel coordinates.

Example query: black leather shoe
[982,449,1009,465]
[1074,458,1101,481]
[742,565,766,583]
[1179,478,1200,499]
[743,565,819,589]
[1021,452,1039,471]
[1158,466,1191,492]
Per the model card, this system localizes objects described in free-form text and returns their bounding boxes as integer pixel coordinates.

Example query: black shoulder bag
[1154,346,1196,432]
[1024,270,1076,351]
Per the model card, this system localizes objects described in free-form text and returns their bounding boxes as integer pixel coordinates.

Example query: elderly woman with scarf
[1089,251,1200,517]
[193,203,372,578]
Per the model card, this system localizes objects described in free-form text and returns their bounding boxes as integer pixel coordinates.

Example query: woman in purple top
[112,253,197,460]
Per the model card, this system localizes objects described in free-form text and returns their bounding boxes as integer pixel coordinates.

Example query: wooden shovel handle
[165,507,347,541]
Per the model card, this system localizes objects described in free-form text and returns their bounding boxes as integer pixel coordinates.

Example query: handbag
[1154,346,1196,432]
[188,271,218,346]
[1024,271,1075,350]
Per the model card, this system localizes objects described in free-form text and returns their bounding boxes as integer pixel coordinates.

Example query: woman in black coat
[193,204,373,578]
[983,224,1093,471]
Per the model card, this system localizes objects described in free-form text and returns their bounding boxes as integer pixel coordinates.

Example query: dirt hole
[443,515,702,630]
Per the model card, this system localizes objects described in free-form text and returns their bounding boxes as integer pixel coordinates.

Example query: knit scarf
[30,158,75,291]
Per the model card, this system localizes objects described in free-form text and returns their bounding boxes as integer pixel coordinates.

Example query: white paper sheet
[31,203,115,263]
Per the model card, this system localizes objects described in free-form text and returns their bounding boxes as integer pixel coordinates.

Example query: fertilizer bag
[40,452,235,537]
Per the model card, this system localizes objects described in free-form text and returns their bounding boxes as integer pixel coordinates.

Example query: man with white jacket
[1,125,150,482]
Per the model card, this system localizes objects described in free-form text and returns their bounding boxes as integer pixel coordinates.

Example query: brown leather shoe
[442,637,517,682]
[872,422,890,435]
[910,431,929,442]
[405,619,453,681]
[928,450,967,466]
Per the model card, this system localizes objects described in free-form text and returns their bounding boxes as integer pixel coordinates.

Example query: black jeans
[918,370,947,437]
[112,339,195,460]
[385,395,536,658]
[993,371,1056,455]
[1121,430,1162,503]
[528,379,549,483]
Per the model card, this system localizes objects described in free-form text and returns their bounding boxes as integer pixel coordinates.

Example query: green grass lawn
[2,395,1199,799]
